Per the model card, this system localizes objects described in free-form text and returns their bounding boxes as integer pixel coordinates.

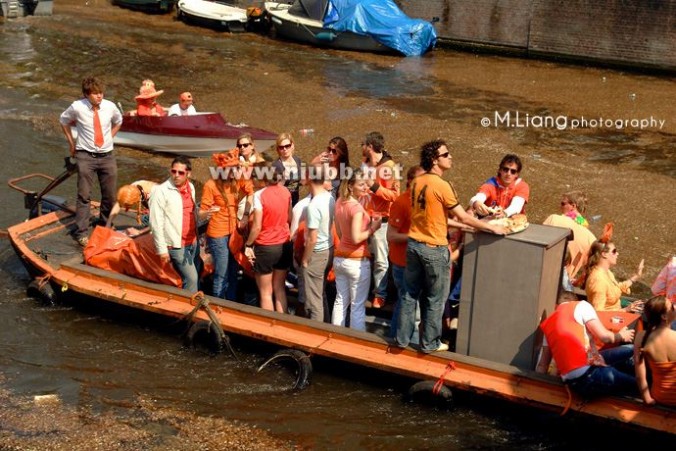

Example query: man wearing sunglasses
[469,154,530,219]
[361,131,400,309]
[150,156,202,293]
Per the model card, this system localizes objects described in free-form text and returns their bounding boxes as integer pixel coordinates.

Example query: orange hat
[212,149,241,168]
[117,185,141,210]
[180,92,192,101]
[135,80,164,100]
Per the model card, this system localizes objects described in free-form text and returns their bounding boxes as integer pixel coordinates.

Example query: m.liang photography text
[482,110,666,131]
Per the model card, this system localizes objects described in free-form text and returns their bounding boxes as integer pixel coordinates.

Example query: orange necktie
[93,105,104,148]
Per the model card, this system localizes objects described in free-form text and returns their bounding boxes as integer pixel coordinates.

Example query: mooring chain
[184,291,237,359]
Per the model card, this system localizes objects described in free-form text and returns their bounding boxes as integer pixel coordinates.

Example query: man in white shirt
[167,92,197,116]
[59,76,123,247]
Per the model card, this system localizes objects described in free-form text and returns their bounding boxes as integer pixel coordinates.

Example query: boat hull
[6,206,676,436]
[114,113,277,157]
[264,2,389,53]
[176,0,248,32]
[112,0,175,14]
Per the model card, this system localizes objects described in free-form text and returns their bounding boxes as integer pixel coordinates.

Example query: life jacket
[540,301,595,376]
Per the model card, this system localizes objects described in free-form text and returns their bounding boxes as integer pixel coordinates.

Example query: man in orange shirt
[387,165,425,340]
[470,154,529,218]
[361,131,400,308]
[395,140,506,353]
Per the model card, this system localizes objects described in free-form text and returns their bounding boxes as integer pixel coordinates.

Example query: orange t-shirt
[334,198,371,259]
[477,176,529,211]
[408,173,459,246]
[388,190,411,267]
[201,179,252,239]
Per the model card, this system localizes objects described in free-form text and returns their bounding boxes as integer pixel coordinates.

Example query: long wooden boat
[6,180,675,436]
[114,112,278,157]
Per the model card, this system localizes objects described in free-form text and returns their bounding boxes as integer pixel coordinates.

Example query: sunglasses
[561,201,570,206]
[327,147,338,154]
[278,143,293,150]
[237,142,252,149]
[605,248,619,255]
[500,166,519,175]
[438,152,450,159]
[170,169,187,176]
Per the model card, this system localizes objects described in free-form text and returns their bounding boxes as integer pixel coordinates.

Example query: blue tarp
[323,0,436,56]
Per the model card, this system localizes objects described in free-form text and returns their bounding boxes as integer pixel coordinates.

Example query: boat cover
[288,0,437,56]
[84,226,182,287]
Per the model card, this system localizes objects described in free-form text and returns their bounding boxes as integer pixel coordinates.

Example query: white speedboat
[176,0,248,32]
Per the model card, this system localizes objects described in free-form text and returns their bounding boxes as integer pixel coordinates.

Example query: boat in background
[114,113,278,157]
[176,0,248,32]
[0,0,52,18]
[112,0,176,14]
[264,0,437,56]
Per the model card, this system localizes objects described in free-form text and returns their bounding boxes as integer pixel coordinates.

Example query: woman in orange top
[634,296,676,406]
[201,150,253,300]
[331,169,381,330]
[584,224,645,312]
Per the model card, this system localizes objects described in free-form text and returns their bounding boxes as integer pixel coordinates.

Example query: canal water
[0,1,674,448]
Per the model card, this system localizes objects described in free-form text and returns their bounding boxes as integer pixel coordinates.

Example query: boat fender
[314,31,337,42]
[257,349,312,391]
[406,380,453,407]
[184,320,226,355]
[27,279,57,305]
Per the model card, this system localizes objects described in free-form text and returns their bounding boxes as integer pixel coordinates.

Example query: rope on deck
[433,361,457,395]
[184,291,238,359]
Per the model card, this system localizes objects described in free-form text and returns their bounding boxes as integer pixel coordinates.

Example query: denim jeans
[207,235,232,299]
[396,239,450,353]
[567,344,636,398]
[168,241,199,293]
[370,224,389,300]
[389,263,419,343]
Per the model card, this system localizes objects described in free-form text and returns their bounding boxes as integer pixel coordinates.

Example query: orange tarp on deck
[84,226,181,287]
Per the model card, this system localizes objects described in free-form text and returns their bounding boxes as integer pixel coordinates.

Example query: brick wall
[528,0,676,70]
[397,0,675,71]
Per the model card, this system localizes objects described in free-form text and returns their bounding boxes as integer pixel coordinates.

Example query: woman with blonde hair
[272,132,303,206]
[634,296,676,406]
[106,180,157,229]
[584,223,645,312]
[332,169,382,330]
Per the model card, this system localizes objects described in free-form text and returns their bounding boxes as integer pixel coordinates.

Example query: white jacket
[149,179,196,254]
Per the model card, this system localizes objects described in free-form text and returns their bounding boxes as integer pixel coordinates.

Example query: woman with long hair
[310,136,351,198]
[633,296,676,406]
[331,169,382,330]
[584,223,645,312]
